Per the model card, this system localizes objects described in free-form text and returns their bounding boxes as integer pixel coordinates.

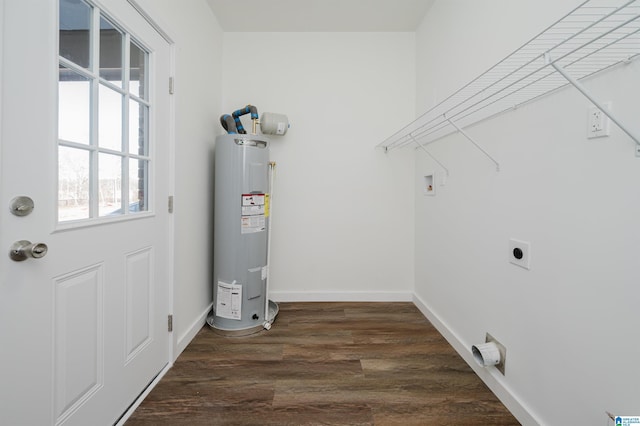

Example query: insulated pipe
[219,114,238,134]
[263,161,276,330]
[232,105,259,135]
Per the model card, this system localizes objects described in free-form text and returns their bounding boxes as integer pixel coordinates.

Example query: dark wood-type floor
[126,302,520,425]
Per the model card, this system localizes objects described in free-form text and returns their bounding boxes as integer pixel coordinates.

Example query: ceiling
[206,0,435,32]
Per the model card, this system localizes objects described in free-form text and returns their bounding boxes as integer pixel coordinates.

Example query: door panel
[125,247,153,360]
[54,265,104,422]
[0,1,172,424]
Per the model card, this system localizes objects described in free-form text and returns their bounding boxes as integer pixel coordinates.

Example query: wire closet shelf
[378,0,640,153]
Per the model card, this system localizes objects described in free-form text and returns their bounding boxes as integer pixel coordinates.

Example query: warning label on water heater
[216,281,242,320]
[241,194,266,234]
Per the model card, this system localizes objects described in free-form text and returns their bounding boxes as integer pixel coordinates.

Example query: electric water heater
[209,133,275,335]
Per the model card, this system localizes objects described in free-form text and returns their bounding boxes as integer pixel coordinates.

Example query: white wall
[414,1,640,424]
[134,0,224,356]
[222,32,416,301]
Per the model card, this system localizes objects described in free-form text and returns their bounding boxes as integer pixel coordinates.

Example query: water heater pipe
[219,114,238,134]
[263,161,277,330]
[232,105,259,135]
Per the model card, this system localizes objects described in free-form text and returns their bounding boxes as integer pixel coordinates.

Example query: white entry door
[0,0,172,425]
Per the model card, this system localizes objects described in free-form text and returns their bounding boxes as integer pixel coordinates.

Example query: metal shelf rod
[409,135,450,176]
[546,52,640,145]
[445,115,500,172]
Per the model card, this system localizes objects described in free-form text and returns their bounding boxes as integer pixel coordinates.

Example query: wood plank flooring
[126,302,520,425]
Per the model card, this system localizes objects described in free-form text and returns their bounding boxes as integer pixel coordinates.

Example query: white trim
[114,362,172,426]
[270,291,413,303]
[167,36,177,365]
[0,0,3,183]
[175,302,213,359]
[412,293,541,426]
[126,0,174,43]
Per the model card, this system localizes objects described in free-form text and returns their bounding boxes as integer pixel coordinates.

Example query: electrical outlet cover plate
[587,103,611,139]
[509,239,531,270]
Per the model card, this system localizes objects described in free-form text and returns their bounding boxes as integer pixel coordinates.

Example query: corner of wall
[175,302,213,358]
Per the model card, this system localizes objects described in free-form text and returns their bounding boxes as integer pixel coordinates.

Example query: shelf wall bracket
[409,134,450,176]
[444,115,501,172]
[545,52,640,147]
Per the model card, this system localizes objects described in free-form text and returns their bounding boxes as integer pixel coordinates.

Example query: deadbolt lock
[9,196,35,217]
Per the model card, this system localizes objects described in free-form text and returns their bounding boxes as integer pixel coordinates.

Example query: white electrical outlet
[509,239,531,270]
[587,103,611,139]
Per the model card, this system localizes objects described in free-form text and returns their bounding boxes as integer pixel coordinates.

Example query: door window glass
[58,1,151,223]
[129,99,148,155]
[59,0,91,69]
[129,159,148,212]
[58,67,90,145]
[129,41,147,99]
[58,146,90,221]
[99,17,123,84]
[98,84,123,151]
[98,153,123,217]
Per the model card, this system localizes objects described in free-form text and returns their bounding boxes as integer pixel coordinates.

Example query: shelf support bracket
[545,52,640,147]
[409,134,450,176]
[444,115,500,171]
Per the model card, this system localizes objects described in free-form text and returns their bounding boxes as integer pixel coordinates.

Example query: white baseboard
[175,302,213,359]
[270,291,414,302]
[412,293,540,426]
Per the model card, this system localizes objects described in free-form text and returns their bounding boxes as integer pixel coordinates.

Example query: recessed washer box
[509,239,531,270]
[423,173,435,196]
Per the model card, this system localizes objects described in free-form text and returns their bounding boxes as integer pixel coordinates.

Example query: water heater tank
[210,134,271,335]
